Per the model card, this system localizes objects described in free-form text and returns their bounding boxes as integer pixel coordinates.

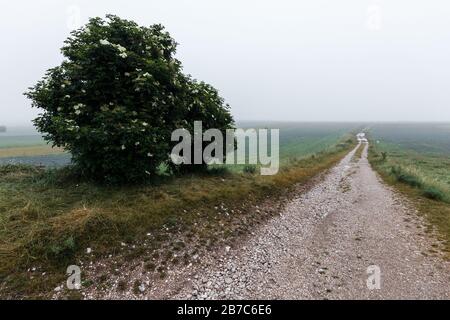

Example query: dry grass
[0,145,65,158]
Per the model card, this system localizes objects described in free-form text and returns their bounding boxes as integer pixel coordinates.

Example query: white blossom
[116,44,127,53]
[119,52,128,59]
[100,39,110,46]
[135,142,140,146]
[121,145,126,150]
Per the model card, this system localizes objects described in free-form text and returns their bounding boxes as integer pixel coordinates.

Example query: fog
[1,0,450,126]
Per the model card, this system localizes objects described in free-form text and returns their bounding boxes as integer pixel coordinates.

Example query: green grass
[0,145,65,158]
[351,142,366,162]
[0,123,357,298]
[368,123,450,258]
[0,133,65,158]
[369,142,450,204]
[0,135,47,149]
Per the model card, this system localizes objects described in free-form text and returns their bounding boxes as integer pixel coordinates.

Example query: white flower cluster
[64,119,80,132]
[99,39,128,58]
[73,103,85,115]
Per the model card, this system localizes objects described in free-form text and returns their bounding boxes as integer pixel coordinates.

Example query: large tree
[26,15,234,183]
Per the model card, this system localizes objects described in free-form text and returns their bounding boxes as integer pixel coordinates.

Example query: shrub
[25,15,233,184]
[243,165,257,174]
[390,166,422,188]
[48,236,77,260]
[422,187,446,202]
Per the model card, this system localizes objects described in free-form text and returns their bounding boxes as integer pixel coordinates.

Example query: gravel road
[167,143,450,300]
[82,143,450,300]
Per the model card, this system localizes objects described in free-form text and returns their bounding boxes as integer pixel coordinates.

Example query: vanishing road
[85,143,450,300]
[169,143,450,299]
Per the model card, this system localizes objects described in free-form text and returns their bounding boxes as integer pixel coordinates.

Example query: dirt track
[83,143,450,300]
[169,143,450,299]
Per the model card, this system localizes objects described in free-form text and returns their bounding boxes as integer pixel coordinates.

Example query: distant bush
[381,152,388,162]
[243,164,257,174]
[422,187,446,201]
[206,166,230,176]
[390,166,423,188]
[25,15,233,184]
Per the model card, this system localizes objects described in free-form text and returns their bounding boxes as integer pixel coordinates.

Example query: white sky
[1,0,450,125]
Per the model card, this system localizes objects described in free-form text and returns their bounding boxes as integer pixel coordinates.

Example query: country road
[170,143,450,300]
[85,143,450,300]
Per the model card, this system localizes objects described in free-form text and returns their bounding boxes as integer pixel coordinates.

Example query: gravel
[81,143,450,300]
[170,143,450,300]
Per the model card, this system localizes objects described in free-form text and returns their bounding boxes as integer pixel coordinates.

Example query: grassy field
[0,131,66,161]
[0,135,46,149]
[0,146,65,158]
[0,123,357,298]
[368,123,450,257]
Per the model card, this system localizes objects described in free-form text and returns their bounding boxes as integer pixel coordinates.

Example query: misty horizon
[1,0,450,126]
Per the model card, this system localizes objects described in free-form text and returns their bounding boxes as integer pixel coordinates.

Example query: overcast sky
[1,0,450,126]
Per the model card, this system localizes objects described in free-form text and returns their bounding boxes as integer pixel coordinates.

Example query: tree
[25,15,234,183]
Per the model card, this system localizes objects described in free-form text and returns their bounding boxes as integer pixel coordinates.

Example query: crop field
[369,123,450,256]
[0,123,358,168]
[369,123,450,196]
[0,134,68,167]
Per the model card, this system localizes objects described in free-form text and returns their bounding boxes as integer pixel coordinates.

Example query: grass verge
[368,144,450,259]
[351,142,365,162]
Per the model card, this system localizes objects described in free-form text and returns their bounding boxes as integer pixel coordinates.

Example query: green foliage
[422,187,446,201]
[25,15,233,183]
[49,236,77,260]
[390,166,423,188]
[381,151,387,162]
[243,164,257,174]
